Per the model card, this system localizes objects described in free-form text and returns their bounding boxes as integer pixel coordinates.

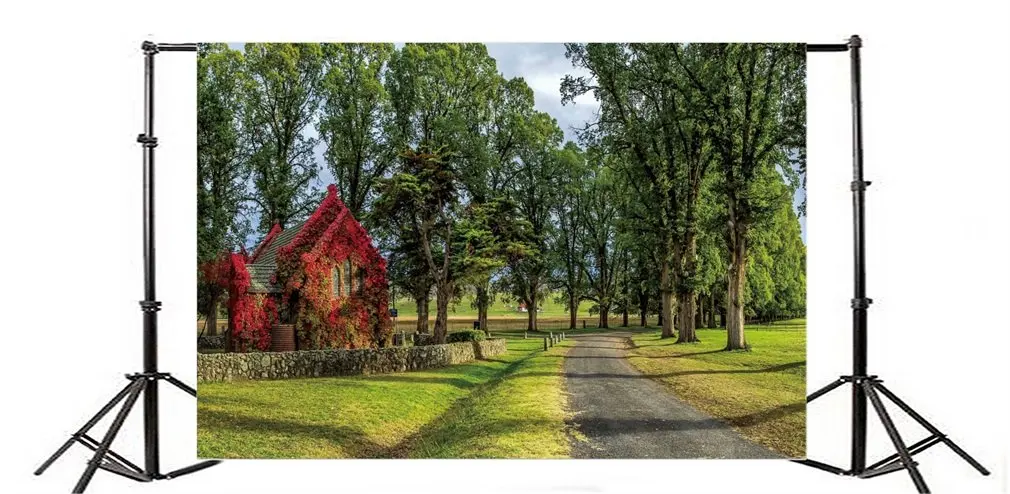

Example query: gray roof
[246,221,306,294]
[247,264,280,293]
[253,221,305,266]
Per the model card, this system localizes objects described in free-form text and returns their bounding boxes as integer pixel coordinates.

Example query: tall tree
[381,44,499,342]
[674,43,806,349]
[581,160,625,328]
[507,112,564,331]
[375,148,510,344]
[197,43,248,336]
[317,43,394,220]
[549,141,590,329]
[467,76,536,330]
[242,43,324,233]
[635,44,717,344]
[562,43,680,339]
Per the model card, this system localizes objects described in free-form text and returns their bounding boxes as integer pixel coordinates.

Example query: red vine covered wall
[224,253,277,351]
[222,185,392,352]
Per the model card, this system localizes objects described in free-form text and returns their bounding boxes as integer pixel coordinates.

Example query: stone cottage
[225,185,392,352]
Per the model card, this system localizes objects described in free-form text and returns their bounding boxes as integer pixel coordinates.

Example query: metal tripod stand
[34,41,221,493]
[797,35,989,493]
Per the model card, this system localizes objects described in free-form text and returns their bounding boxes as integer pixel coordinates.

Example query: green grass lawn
[625,319,807,458]
[197,334,574,458]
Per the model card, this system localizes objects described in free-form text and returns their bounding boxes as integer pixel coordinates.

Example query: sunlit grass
[197,337,572,458]
[626,322,806,457]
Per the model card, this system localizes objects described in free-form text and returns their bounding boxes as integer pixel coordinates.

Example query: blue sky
[225,43,805,244]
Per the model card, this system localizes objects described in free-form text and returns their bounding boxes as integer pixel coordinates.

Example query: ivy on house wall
[273,185,392,350]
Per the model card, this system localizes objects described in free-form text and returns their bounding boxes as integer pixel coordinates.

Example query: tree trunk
[708,292,717,328]
[726,231,748,350]
[660,258,675,338]
[526,296,538,332]
[568,293,578,330]
[433,283,450,344]
[415,292,429,334]
[206,290,219,337]
[600,305,610,328]
[639,290,648,326]
[677,291,699,343]
[476,284,489,334]
[694,294,703,329]
[622,305,629,327]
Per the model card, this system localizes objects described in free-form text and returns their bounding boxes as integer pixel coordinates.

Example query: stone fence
[197,335,226,351]
[197,338,508,383]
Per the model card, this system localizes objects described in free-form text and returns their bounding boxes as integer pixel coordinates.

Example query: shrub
[447,330,486,343]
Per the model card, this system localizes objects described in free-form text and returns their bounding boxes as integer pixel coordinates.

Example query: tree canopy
[198,42,806,350]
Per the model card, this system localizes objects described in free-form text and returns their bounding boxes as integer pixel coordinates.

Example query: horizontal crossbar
[807,43,850,52]
[75,435,144,474]
[866,435,943,471]
[96,460,152,483]
[859,460,915,479]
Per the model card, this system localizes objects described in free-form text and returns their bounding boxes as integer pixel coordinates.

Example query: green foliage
[241,43,324,232]
[446,330,487,343]
[317,43,395,220]
[200,42,806,349]
[197,43,250,322]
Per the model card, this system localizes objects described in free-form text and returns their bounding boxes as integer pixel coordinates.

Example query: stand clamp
[851,180,872,191]
[136,134,158,148]
[851,297,873,309]
[125,372,172,381]
[138,300,162,312]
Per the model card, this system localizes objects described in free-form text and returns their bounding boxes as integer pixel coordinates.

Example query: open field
[625,319,807,457]
[389,293,593,318]
[197,333,574,458]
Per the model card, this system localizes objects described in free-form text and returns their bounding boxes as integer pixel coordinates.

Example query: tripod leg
[864,381,930,494]
[164,375,197,397]
[35,380,138,476]
[73,379,145,494]
[807,377,846,402]
[875,383,990,476]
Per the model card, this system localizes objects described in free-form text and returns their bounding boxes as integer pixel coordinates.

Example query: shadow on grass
[727,401,805,427]
[388,349,556,458]
[198,408,390,458]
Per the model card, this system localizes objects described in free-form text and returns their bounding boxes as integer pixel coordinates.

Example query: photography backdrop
[1,0,1007,493]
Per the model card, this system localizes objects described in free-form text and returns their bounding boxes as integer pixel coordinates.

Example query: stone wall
[197,335,226,351]
[197,338,508,383]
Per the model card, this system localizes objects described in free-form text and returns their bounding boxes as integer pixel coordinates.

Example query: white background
[1,1,1008,493]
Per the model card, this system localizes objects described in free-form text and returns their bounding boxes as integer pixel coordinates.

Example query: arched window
[356,266,365,295]
[343,259,352,297]
[332,266,342,297]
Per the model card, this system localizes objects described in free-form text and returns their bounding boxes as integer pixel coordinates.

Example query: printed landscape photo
[196,42,808,459]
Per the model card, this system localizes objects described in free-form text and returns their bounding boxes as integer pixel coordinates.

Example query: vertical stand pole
[847,34,870,476]
[140,41,162,479]
[34,41,220,493]
[796,36,988,493]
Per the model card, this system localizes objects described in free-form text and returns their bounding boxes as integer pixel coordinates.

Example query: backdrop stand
[34,41,221,493]
[797,35,988,493]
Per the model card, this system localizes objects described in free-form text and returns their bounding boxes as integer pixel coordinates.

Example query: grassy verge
[625,321,806,457]
[399,335,573,458]
[197,335,572,458]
